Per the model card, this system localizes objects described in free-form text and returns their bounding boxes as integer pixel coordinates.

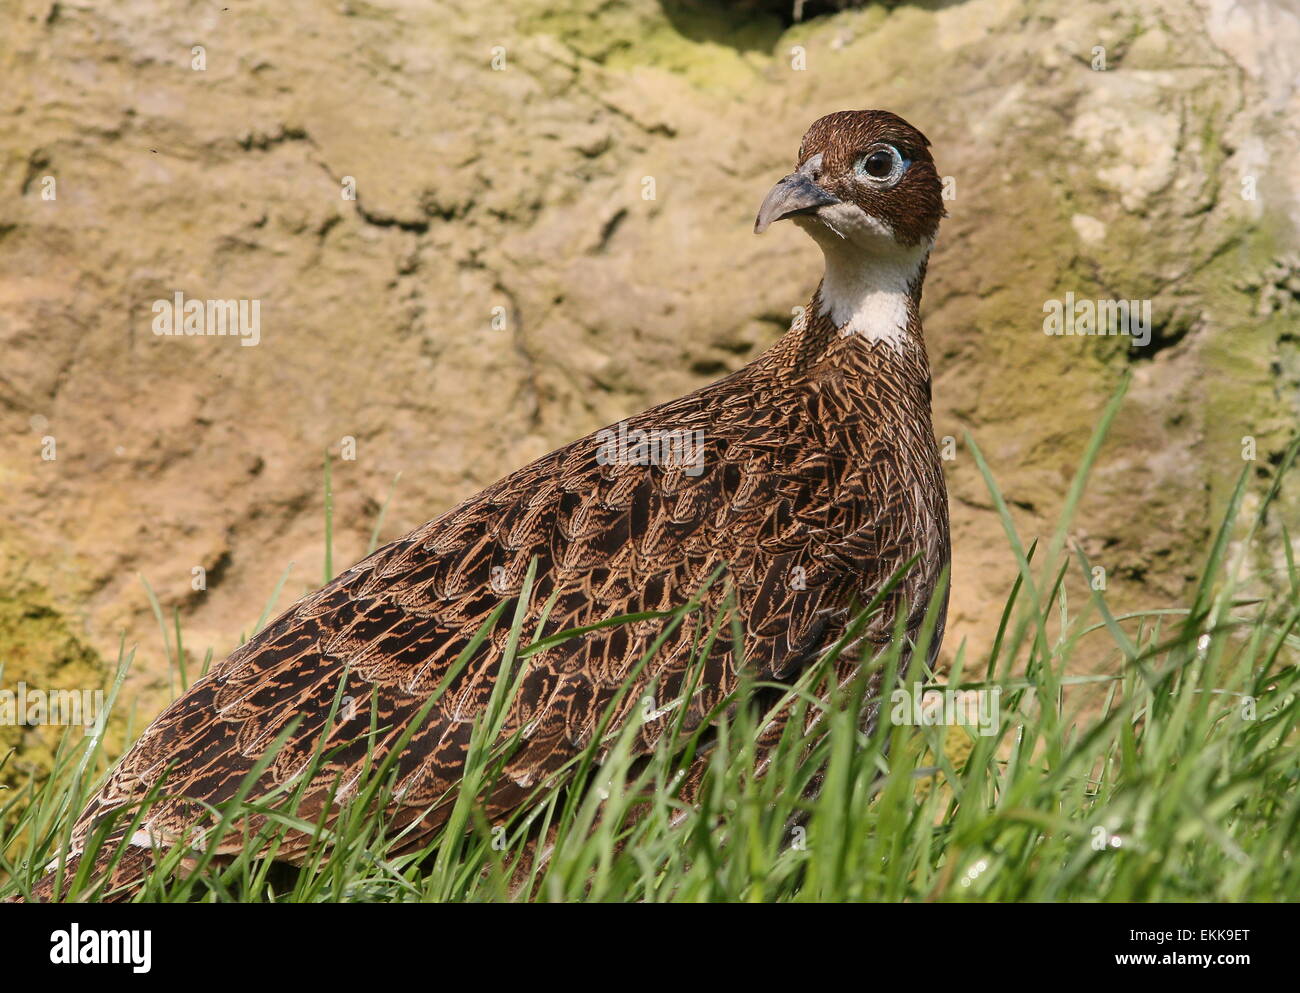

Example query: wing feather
[68,341,941,864]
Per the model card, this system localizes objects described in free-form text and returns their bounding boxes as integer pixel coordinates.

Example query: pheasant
[27,109,949,900]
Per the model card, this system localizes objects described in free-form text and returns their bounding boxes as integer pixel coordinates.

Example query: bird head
[754,110,945,256]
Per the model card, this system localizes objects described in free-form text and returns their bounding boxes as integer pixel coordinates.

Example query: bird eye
[854,144,909,186]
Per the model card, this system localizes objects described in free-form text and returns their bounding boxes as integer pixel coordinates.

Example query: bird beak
[754,154,840,233]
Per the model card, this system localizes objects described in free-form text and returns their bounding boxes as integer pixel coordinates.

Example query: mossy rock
[0,583,106,789]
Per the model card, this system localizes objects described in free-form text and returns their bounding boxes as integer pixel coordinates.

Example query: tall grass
[2,395,1296,902]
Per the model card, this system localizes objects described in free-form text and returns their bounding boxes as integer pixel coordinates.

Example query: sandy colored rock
[1,0,1296,775]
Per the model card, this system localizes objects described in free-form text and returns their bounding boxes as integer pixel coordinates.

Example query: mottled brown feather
[38,110,950,899]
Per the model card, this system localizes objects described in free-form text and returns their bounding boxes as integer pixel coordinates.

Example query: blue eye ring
[854,144,909,186]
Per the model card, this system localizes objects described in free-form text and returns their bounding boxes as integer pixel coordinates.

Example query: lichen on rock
[0,0,1296,779]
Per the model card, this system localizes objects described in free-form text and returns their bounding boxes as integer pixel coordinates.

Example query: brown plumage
[30,109,949,900]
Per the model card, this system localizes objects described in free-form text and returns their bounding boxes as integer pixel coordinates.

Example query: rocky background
[2,0,1298,778]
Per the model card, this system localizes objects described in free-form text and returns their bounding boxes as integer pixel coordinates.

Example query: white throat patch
[795,204,931,349]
